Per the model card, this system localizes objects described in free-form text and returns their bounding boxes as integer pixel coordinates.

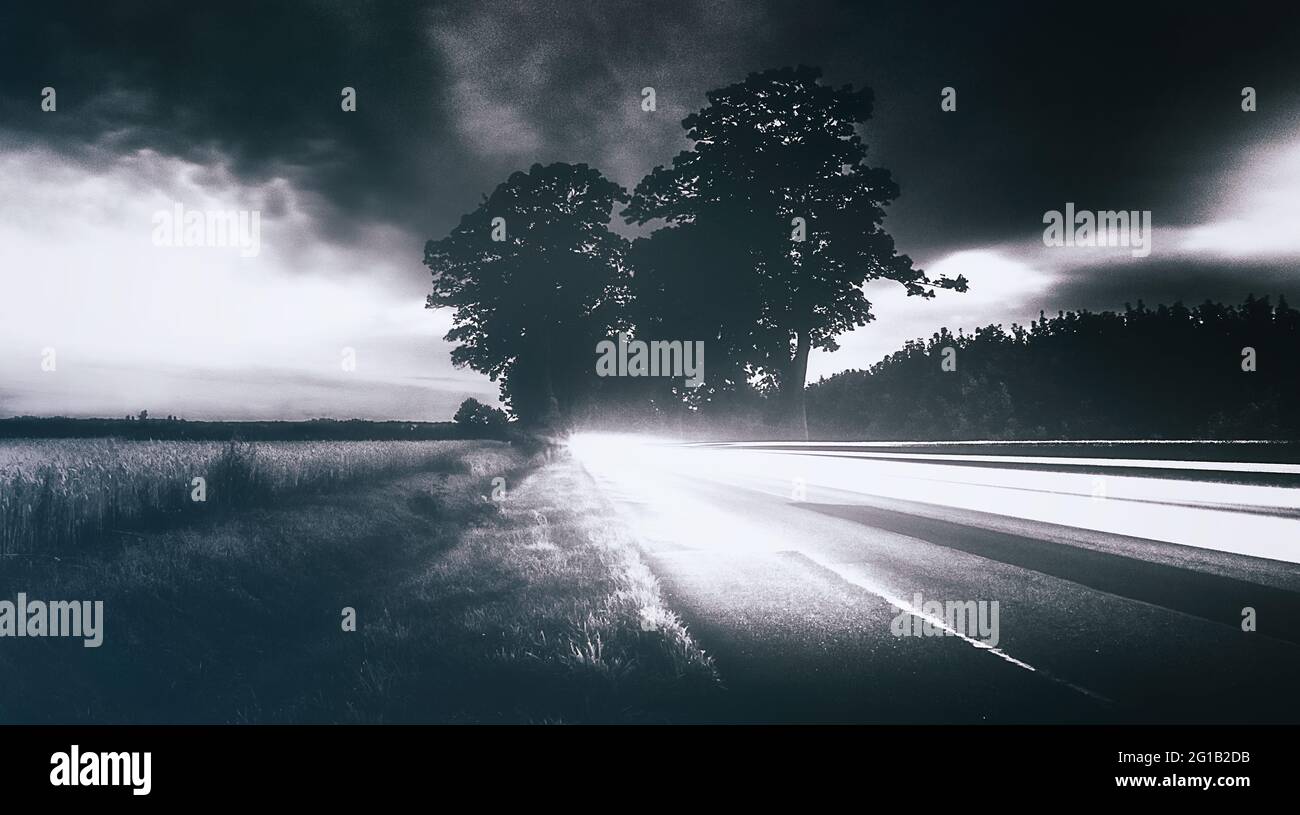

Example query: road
[568,435,1300,723]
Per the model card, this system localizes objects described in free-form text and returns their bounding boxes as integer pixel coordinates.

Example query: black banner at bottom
[1,724,1285,801]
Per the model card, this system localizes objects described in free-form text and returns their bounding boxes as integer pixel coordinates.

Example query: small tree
[453,398,509,430]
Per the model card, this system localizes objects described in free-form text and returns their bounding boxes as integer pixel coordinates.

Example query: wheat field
[0,438,514,554]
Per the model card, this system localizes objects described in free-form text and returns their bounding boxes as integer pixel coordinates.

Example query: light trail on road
[566,433,1300,722]
[569,434,1300,563]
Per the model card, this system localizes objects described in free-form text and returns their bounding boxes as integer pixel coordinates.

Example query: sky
[2,0,1299,419]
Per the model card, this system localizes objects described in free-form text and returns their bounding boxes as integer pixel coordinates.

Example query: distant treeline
[806,296,1300,441]
[0,417,505,442]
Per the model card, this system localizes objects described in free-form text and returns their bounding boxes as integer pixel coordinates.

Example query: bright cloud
[0,147,493,419]
[1176,136,1300,258]
[808,249,1055,380]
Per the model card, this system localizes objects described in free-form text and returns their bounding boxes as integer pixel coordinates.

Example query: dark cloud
[750,2,1300,258]
[3,1,1299,284]
[0,0,766,246]
[1,0,449,241]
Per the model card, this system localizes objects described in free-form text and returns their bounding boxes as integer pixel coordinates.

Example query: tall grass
[0,439,514,554]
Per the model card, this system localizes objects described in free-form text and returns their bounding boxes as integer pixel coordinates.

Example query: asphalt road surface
[569,435,1300,723]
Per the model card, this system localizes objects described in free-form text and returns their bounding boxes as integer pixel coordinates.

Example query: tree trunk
[540,336,561,430]
[784,330,811,440]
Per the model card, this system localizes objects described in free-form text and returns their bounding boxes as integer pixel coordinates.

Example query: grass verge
[0,440,719,723]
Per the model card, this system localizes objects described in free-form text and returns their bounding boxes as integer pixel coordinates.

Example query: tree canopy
[624,66,966,436]
[425,162,630,426]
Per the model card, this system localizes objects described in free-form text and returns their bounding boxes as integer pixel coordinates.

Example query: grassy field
[0,438,481,554]
[0,439,719,722]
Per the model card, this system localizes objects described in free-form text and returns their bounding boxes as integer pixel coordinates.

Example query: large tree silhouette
[624,66,966,438]
[425,163,630,426]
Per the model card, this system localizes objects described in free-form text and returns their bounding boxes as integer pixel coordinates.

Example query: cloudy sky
[2,0,1299,419]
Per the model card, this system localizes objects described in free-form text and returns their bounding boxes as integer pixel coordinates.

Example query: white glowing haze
[567,434,1300,564]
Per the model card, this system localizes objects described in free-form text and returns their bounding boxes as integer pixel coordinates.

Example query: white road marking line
[790,551,1115,704]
